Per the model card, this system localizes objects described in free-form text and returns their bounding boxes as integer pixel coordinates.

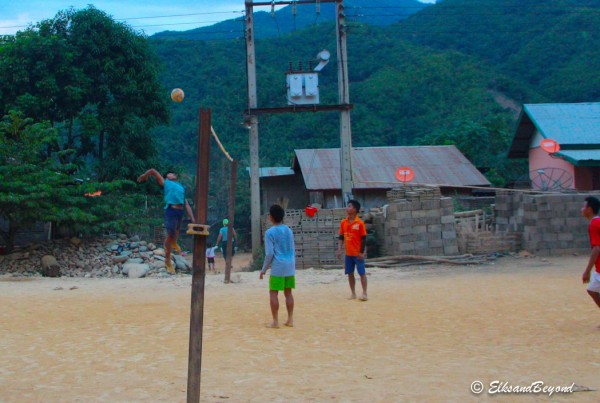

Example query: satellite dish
[313,50,331,72]
[540,138,560,154]
[528,167,573,191]
[395,166,415,183]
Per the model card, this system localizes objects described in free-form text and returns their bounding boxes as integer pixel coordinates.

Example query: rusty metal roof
[293,146,490,190]
[258,167,295,177]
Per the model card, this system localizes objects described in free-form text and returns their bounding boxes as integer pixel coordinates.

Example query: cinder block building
[258,145,490,213]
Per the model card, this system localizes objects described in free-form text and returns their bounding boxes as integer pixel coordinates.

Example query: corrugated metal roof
[555,150,600,166]
[509,102,600,158]
[525,103,600,145]
[258,167,295,178]
[294,146,490,190]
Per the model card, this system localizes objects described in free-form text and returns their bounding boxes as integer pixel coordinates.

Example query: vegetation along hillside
[2,1,598,246]
[395,0,600,101]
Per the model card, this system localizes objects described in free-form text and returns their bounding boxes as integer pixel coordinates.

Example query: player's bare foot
[359,294,368,301]
[165,261,176,274]
[348,293,357,300]
[284,320,294,327]
[266,322,280,329]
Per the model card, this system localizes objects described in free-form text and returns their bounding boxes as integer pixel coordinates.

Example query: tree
[0,6,169,181]
[0,111,165,252]
[416,117,527,186]
[0,112,90,251]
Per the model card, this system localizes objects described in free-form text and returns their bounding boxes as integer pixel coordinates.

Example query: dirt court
[1,253,599,402]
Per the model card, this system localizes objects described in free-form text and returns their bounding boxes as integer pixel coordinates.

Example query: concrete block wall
[494,191,598,256]
[372,186,459,257]
[262,208,347,269]
[458,231,522,254]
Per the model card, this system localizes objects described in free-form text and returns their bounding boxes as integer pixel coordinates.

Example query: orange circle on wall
[540,138,560,154]
[395,167,415,183]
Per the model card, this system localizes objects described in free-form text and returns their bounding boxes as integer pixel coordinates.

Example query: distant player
[336,199,368,301]
[581,196,600,322]
[206,245,218,273]
[216,219,238,262]
[260,204,296,328]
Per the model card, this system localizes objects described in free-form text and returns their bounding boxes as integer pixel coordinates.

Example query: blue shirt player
[137,169,195,274]
[260,204,296,328]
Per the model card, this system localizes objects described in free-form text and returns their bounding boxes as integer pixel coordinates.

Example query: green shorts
[269,275,295,291]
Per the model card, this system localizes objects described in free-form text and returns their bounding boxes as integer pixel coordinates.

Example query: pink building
[508,103,600,191]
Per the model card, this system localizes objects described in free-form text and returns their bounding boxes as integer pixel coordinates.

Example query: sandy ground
[1,253,599,402]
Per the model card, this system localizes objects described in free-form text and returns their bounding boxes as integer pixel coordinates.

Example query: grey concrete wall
[494,191,599,256]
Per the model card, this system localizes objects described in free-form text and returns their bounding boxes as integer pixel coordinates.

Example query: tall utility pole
[336,1,354,203]
[244,0,261,258]
[244,0,354,256]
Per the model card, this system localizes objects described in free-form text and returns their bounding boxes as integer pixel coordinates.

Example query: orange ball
[171,88,185,102]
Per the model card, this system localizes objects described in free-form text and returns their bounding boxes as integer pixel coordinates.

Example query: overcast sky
[0,0,436,36]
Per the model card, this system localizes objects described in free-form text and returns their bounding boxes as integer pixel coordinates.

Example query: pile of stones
[0,234,191,278]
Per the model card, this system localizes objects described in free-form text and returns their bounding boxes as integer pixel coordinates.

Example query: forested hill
[394,0,600,101]
[149,0,599,226]
[152,0,428,41]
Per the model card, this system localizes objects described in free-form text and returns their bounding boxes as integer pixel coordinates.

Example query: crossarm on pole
[186,224,210,236]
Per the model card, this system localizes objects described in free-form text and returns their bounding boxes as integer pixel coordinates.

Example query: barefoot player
[260,204,296,328]
[336,199,368,301]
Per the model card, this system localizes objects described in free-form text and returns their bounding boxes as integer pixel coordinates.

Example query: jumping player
[137,169,194,274]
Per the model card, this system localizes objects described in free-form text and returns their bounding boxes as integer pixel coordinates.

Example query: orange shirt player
[336,200,368,301]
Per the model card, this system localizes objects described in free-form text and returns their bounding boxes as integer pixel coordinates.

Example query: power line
[348,11,600,17]
[347,5,600,10]
[0,10,245,32]
[117,11,244,21]
[1,4,597,34]
[132,21,232,29]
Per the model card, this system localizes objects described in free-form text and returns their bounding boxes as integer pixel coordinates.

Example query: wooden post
[224,159,238,283]
[186,108,211,403]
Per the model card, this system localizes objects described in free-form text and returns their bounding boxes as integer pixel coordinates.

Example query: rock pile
[0,234,191,278]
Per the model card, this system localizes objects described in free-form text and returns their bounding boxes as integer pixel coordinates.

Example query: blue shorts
[165,207,183,237]
[344,256,366,275]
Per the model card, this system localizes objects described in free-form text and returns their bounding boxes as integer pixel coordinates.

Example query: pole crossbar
[245,104,353,115]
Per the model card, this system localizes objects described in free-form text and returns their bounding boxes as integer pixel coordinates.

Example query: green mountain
[394,0,600,101]
[152,0,429,41]
[149,0,599,228]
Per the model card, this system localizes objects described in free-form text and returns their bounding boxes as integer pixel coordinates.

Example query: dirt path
[1,254,599,402]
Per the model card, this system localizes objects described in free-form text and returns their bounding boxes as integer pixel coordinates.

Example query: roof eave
[508,107,535,158]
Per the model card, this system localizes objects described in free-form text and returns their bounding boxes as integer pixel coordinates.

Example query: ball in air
[171,88,185,102]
